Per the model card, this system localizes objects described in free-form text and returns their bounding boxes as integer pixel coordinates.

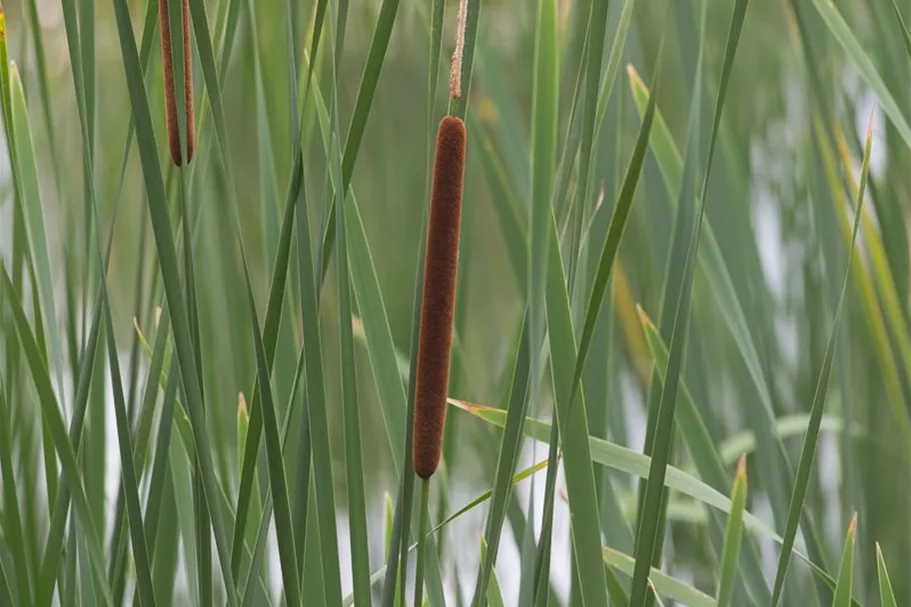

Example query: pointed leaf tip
[635,303,654,329]
[735,453,747,483]
[238,392,248,420]
[848,512,858,537]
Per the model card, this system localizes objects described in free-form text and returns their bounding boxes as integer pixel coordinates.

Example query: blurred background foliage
[4,0,911,604]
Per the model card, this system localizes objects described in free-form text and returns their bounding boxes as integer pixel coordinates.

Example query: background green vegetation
[1,0,910,605]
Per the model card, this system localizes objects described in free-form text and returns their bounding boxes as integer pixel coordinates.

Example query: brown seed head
[158,0,195,166]
[412,115,467,479]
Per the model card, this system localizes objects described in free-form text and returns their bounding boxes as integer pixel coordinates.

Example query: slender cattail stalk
[158,0,195,165]
[412,115,467,480]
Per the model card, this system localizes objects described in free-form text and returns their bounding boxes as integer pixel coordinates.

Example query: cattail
[412,115,467,479]
[158,0,195,165]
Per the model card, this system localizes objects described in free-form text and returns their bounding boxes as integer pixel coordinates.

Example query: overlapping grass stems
[4,0,911,605]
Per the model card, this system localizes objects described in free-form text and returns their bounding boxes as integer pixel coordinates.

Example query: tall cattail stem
[412,115,467,480]
[158,0,195,165]
[413,478,431,607]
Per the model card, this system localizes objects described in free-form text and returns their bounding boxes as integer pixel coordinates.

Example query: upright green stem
[414,478,431,607]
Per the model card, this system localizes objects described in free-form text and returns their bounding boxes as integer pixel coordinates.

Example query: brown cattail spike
[412,115,467,479]
[158,0,195,166]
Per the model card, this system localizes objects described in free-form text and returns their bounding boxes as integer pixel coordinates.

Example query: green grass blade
[110,309,172,595]
[629,2,748,602]
[593,0,638,135]
[471,317,530,606]
[240,259,301,605]
[480,537,506,607]
[99,280,156,607]
[543,210,609,605]
[8,63,65,404]
[450,399,857,596]
[568,39,663,433]
[22,0,63,198]
[187,0,234,178]
[717,457,747,607]
[770,119,873,607]
[0,269,113,606]
[527,0,557,595]
[809,0,911,146]
[326,6,372,601]
[0,381,30,605]
[603,546,716,607]
[230,11,301,587]
[236,346,304,604]
[345,197,408,467]
[875,543,897,607]
[317,0,402,278]
[626,62,795,530]
[832,515,857,607]
[37,289,106,607]
[107,0,238,599]
[638,306,771,604]
[294,147,343,607]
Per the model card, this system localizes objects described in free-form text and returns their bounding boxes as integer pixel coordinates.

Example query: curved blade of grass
[629,3,748,600]
[135,355,179,605]
[239,259,301,606]
[526,1,557,597]
[238,348,305,605]
[564,0,609,282]
[230,9,302,586]
[832,515,857,607]
[638,306,770,605]
[593,0,638,136]
[345,196,407,467]
[108,0,238,599]
[110,310,173,594]
[770,118,873,606]
[0,268,113,606]
[325,5,372,602]
[809,0,911,146]
[567,35,664,435]
[98,271,156,607]
[627,61,797,533]
[318,0,402,278]
[0,380,29,605]
[717,456,747,607]
[875,543,897,607]
[887,0,911,61]
[294,140,343,607]
[603,546,716,607]
[8,63,65,405]
[715,415,857,467]
[450,398,866,599]
[480,537,506,607]
[472,124,527,286]
[0,541,12,607]
[22,0,62,199]
[38,288,107,607]
[542,208,609,605]
[344,457,549,606]
[471,316,530,606]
